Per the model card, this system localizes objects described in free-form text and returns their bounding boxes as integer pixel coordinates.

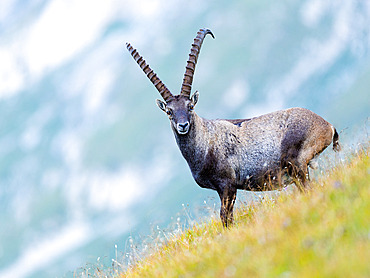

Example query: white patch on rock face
[22,0,112,76]
[301,0,329,27]
[0,48,24,98]
[222,78,249,110]
[0,221,91,278]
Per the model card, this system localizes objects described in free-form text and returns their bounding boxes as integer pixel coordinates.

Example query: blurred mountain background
[0,0,369,277]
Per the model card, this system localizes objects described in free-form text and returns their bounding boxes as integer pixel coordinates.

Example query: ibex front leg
[218,186,237,228]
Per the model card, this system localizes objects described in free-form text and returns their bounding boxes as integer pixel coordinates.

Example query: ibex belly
[234,136,283,191]
[230,111,288,190]
[194,130,284,191]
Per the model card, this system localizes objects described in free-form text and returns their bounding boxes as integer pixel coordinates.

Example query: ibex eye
[189,105,194,111]
[166,110,172,116]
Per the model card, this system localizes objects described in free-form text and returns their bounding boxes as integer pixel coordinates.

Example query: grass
[121,143,370,278]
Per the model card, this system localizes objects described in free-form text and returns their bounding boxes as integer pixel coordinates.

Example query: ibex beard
[126,29,340,227]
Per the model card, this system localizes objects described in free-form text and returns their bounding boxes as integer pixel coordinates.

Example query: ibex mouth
[177,122,190,135]
[177,129,189,135]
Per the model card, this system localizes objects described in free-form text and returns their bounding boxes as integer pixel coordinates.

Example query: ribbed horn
[126,42,173,102]
[180,28,214,98]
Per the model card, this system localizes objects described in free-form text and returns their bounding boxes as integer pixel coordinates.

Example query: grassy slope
[122,147,369,278]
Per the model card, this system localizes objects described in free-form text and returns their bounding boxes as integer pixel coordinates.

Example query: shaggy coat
[127,29,340,227]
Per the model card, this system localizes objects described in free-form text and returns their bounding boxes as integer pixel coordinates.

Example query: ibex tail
[332,127,341,152]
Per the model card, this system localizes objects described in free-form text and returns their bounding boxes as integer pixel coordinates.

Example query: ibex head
[126,28,214,135]
[155,92,199,134]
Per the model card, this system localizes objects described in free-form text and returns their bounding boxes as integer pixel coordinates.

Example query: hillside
[121,144,369,277]
[2,2,370,277]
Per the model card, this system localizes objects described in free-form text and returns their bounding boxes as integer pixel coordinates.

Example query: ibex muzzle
[127,29,340,227]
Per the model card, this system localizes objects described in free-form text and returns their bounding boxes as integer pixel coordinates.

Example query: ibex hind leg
[295,129,334,191]
[286,159,311,192]
[295,166,311,192]
[294,150,318,192]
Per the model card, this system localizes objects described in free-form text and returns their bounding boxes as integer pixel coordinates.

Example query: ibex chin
[126,28,340,227]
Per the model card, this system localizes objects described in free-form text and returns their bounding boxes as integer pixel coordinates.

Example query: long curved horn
[126,43,173,102]
[180,28,214,98]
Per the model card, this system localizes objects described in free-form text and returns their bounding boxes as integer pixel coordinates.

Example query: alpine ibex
[126,28,340,227]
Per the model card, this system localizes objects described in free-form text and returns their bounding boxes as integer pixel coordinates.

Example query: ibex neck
[172,113,209,169]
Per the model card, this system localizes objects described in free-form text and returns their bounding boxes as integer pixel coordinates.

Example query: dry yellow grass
[122,145,369,277]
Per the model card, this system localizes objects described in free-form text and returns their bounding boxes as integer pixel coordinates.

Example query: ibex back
[126,29,340,227]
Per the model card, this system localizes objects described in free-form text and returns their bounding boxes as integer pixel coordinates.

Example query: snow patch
[0,222,91,278]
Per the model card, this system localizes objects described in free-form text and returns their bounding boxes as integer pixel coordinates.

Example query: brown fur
[127,29,340,227]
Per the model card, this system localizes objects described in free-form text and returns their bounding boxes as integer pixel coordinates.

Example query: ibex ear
[156,99,167,112]
[191,91,199,106]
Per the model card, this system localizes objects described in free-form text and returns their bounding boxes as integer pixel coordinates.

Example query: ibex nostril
[179,122,189,129]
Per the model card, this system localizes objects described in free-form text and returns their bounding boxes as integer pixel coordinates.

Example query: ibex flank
[126,28,340,227]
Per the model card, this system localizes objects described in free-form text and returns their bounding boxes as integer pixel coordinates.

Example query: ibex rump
[126,29,340,227]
